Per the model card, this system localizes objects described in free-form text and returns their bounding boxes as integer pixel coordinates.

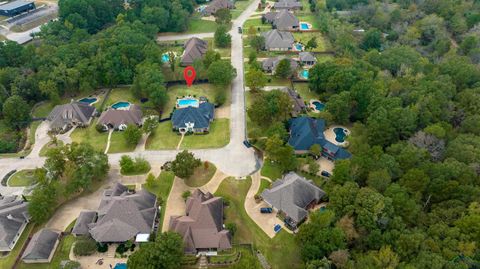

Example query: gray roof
[22,229,60,261]
[83,183,157,243]
[279,87,306,116]
[181,37,208,66]
[262,56,299,72]
[288,117,352,159]
[169,189,231,253]
[274,0,303,10]
[299,52,317,63]
[98,105,143,129]
[47,102,96,130]
[262,29,294,50]
[0,0,34,11]
[172,102,215,130]
[267,10,299,30]
[0,195,29,250]
[204,0,234,15]
[261,172,325,223]
[72,211,96,235]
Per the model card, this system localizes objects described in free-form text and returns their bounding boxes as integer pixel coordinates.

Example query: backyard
[260,159,283,180]
[214,177,301,269]
[143,171,176,232]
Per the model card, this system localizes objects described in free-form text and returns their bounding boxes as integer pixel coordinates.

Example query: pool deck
[324,126,350,146]
[70,243,128,269]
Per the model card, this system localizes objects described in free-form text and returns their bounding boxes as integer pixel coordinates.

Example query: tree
[309,144,322,157]
[366,169,391,193]
[207,60,235,86]
[326,92,351,124]
[28,180,57,223]
[226,223,237,236]
[245,68,267,92]
[119,155,135,174]
[145,173,156,189]
[171,150,201,178]
[306,37,318,51]
[308,160,320,175]
[248,90,292,127]
[214,24,231,48]
[132,61,167,113]
[2,95,30,130]
[39,80,60,105]
[120,155,151,175]
[360,28,383,50]
[127,232,184,269]
[306,258,331,269]
[124,125,143,146]
[265,135,297,172]
[250,35,265,51]
[143,117,159,134]
[73,236,97,256]
[203,50,221,69]
[214,8,231,24]
[275,58,292,78]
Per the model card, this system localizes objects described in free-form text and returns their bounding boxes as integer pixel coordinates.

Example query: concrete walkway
[104,129,113,154]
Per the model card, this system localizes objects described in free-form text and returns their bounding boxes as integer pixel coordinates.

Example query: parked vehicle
[238,26,242,33]
[19,156,25,159]
[284,217,297,231]
[321,171,331,177]
[260,207,273,213]
[243,140,252,148]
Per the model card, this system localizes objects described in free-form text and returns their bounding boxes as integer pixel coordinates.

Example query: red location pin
[183,66,196,87]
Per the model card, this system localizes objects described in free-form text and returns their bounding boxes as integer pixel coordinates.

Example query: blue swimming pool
[114,263,127,269]
[334,127,348,143]
[78,97,97,105]
[295,43,304,51]
[300,69,309,79]
[177,98,199,108]
[111,101,131,110]
[161,53,170,63]
[313,101,325,111]
[300,23,310,30]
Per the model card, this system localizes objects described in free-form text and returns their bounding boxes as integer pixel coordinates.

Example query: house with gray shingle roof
[262,56,299,74]
[98,105,143,131]
[47,102,96,133]
[181,37,208,66]
[278,87,306,116]
[262,29,295,51]
[263,10,299,31]
[22,228,60,263]
[172,102,215,133]
[261,172,325,225]
[273,0,303,11]
[203,0,234,16]
[169,189,231,254]
[288,116,351,160]
[298,52,317,66]
[0,195,30,252]
[72,183,157,243]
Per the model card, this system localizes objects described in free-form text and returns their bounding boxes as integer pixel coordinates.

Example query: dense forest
[293,0,480,268]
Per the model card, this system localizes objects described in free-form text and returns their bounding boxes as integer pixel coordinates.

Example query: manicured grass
[215,177,301,269]
[163,84,220,118]
[256,178,271,196]
[186,18,218,34]
[145,121,182,150]
[267,77,292,86]
[232,0,253,18]
[39,140,64,157]
[108,131,137,153]
[180,119,230,149]
[0,35,5,41]
[0,223,34,269]
[184,162,217,187]
[143,171,176,231]
[293,32,331,52]
[293,82,318,101]
[8,169,37,187]
[244,18,270,30]
[70,120,108,153]
[104,88,140,109]
[297,14,320,29]
[261,159,283,180]
[204,37,231,58]
[17,235,76,269]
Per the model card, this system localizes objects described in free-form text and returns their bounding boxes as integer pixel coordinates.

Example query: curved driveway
[0,0,261,196]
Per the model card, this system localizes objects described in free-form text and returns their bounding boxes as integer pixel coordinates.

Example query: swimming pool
[161,53,170,63]
[78,97,97,105]
[294,43,304,51]
[177,98,199,108]
[111,101,131,110]
[114,263,127,269]
[334,127,348,143]
[300,22,310,30]
[300,69,309,79]
[312,101,325,111]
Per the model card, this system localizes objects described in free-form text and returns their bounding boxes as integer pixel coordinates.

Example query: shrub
[97,243,108,253]
[182,190,191,201]
[116,243,127,254]
[120,155,151,175]
[74,237,97,256]
[225,223,237,236]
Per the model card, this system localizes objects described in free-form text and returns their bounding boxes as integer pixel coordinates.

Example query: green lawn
[108,131,137,153]
[184,162,217,187]
[104,88,140,109]
[32,91,107,118]
[256,178,271,196]
[17,235,76,269]
[260,159,283,180]
[204,37,231,58]
[0,223,34,269]
[297,14,320,29]
[215,177,301,269]
[293,32,331,52]
[163,84,220,118]
[39,140,64,157]
[146,121,182,150]
[180,119,230,149]
[0,35,5,41]
[293,83,318,101]
[70,120,108,153]
[143,171,175,232]
[267,77,292,87]
[232,0,253,18]
[8,169,37,187]
[186,18,218,34]
[244,18,270,30]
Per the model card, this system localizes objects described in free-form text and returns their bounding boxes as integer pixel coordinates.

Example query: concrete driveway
[27,121,50,158]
